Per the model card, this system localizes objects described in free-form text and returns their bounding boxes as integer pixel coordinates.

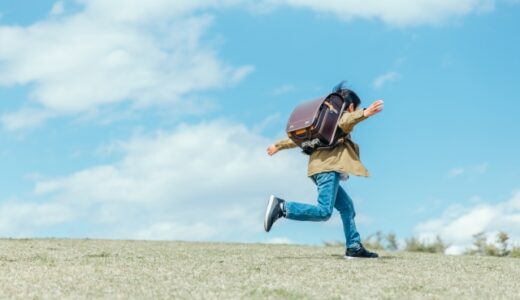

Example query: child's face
[347,103,356,113]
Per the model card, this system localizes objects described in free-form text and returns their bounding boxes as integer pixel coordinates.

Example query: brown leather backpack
[286,93,346,155]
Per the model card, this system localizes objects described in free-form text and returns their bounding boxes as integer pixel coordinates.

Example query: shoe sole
[344,256,379,260]
[264,195,275,232]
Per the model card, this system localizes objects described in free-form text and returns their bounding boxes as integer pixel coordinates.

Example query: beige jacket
[275,108,370,177]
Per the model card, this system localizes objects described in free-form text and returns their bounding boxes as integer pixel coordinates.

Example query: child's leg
[284,171,339,221]
[334,186,362,249]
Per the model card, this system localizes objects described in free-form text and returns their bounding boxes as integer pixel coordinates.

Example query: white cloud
[373,72,399,89]
[415,191,520,254]
[271,84,296,96]
[0,0,253,130]
[0,120,315,241]
[447,163,488,178]
[264,237,294,244]
[0,199,76,237]
[267,0,497,26]
[50,1,65,16]
[135,222,218,241]
[474,162,489,174]
[1,108,56,131]
[252,113,282,133]
[1,0,513,130]
[448,167,465,178]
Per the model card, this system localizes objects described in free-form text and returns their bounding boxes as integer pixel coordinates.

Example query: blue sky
[1,0,519,253]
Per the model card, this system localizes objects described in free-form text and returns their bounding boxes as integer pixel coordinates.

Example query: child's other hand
[267,144,279,156]
[364,100,384,117]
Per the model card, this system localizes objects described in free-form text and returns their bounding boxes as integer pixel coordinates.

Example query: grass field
[1,239,519,299]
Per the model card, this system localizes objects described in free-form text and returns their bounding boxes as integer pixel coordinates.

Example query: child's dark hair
[332,80,361,109]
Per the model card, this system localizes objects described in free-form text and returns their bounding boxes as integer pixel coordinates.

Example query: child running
[264,81,384,259]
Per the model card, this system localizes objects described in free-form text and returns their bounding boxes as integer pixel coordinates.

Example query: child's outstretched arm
[267,138,298,156]
[339,100,384,133]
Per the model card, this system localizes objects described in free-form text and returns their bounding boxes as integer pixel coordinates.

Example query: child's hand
[267,144,280,156]
[364,100,384,117]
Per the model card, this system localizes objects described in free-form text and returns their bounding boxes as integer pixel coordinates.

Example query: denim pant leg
[334,186,361,248]
[285,172,339,221]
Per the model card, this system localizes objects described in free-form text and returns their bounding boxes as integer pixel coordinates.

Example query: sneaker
[345,244,379,259]
[264,195,285,232]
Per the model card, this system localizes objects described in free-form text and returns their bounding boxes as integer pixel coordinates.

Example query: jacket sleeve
[275,138,298,150]
[338,108,368,134]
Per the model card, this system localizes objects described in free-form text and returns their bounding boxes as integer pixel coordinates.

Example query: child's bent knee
[318,209,333,221]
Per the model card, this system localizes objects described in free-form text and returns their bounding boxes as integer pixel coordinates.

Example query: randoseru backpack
[286,92,347,155]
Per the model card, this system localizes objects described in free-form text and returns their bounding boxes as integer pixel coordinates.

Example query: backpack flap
[286,96,325,132]
[286,96,325,146]
[286,93,346,154]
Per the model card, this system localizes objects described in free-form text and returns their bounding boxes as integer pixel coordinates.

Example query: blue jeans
[285,171,361,249]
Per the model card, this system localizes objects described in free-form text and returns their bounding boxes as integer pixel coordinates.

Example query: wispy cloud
[265,0,500,27]
[448,168,465,178]
[271,84,296,96]
[474,163,489,174]
[50,1,65,16]
[1,108,55,131]
[447,163,488,178]
[373,72,399,89]
[253,112,282,133]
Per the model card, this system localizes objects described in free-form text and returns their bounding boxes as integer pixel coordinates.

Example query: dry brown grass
[1,238,519,299]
